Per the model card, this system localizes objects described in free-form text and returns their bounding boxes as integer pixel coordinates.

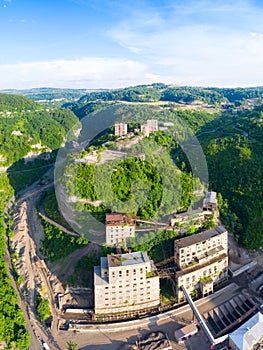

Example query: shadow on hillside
[7,150,58,194]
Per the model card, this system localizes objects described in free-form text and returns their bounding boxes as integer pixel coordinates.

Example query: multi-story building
[140,119,158,136]
[94,252,160,315]
[140,123,150,137]
[105,213,135,246]
[114,123,128,137]
[147,119,158,133]
[174,226,228,302]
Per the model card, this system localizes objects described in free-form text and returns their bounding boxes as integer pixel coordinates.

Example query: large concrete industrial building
[94,252,160,315]
[174,226,228,302]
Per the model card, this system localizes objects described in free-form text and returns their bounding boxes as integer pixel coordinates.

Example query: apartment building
[147,119,158,133]
[140,119,158,136]
[94,252,160,315]
[105,213,135,246]
[114,123,128,137]
[174,226,228,301]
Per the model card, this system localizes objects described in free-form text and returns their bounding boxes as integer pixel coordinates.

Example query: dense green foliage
[129,230,178,263]
[199,107,263,249]
[43,189,73,230]
[2,87,88,104]
[0,93,37,112]
[36,295,51,322]
[68,83,263,114]
[0,174,30,349]
[0,93,78,165]
[40,218,88,262]
[111,158,163,218]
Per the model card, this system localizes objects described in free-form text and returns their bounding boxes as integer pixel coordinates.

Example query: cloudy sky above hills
[1,0,263,89]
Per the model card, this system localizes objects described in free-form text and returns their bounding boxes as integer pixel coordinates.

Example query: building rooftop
[229,312,263,350]
[94,266,108,286]
[174,226,226,249]
[203,191,217,205]
[174,323,198,339]
[107,252,150,268]
[105,212,135,226]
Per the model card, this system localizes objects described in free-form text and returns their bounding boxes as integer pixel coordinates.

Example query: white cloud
[0,57,160,90]
[109,0,263,86]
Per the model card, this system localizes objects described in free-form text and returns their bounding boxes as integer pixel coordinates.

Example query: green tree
[66,340,78,350]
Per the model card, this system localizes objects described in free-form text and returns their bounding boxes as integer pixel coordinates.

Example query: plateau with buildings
[66,118,263,349]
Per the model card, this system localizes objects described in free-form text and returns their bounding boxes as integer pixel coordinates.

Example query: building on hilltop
[140,124,150,137]
[146,119,158,133]
[203,191,218,213]
[105,213,135,246]
[115,123,128,137]
[140,119,158,136]
[94,252,160,316]
[174,226,228,302]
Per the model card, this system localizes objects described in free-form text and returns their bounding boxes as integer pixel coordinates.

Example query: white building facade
[94,252,160,315]
[105,213,135,246]
[174,226,228,301]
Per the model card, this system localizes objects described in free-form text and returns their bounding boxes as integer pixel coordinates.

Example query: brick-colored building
[105,213,135,246]
[174,226,228,301]
[94,252,160,315]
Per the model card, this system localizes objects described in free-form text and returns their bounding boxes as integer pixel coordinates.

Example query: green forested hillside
[200,107,263,249]
[67,84,263,115]
[68,93,263,250]
[0,93,79,349]
[0,94,78,165]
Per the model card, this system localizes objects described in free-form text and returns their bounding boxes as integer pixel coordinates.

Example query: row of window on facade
[110,267,148,278]
[180,239,223,256]
[104,295,153,306]
[179,264,225,284]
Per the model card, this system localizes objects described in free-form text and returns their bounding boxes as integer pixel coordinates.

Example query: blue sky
[1,0,263,89]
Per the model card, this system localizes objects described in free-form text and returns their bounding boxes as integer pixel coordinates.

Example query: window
[126,270,129,276]
[133,269,136,275]
[119,271,122,277]
[140,268,143,274]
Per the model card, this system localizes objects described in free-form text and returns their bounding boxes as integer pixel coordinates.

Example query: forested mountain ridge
[67,83,263,110]
[0,93,78,165]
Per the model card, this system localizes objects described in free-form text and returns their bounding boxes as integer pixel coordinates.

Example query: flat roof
[105,212,135,226]
[94,266,108,286]
[174,324,198,339]
[106,212,128,223]
[107,251,149,268]
[174,226,227,249]
[203,191,217,204]
[229,312,263,350]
